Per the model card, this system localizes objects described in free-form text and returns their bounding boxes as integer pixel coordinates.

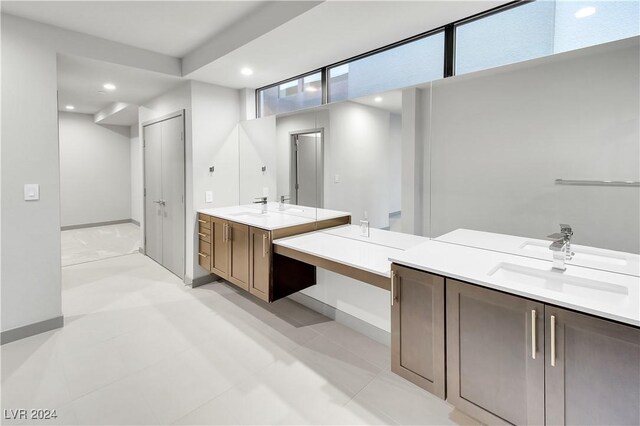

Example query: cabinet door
[249,227,271,302]
[545,307,640,426]
[210,217,228,278]
[446,279,544,425]
[390,264,445,398]
[227,222,249,291]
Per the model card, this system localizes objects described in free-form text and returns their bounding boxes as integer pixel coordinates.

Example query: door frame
[141,109,186,279]
[289,128,324,208]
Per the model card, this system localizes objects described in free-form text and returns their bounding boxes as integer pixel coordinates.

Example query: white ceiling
[7,1,511,121]
[1,1,266,57]
[187,0,509,88]
[57,54,183,115]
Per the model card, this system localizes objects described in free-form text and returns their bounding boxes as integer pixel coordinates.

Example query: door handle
[531,309,537,359]
[550,315,556,367]
[222,224,227,242]
[262,234,267,257]
[198,219,206,224]
[198,253,207,258]
[198,233,206,238]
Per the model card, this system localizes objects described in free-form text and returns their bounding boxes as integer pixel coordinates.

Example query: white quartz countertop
[198,204,350,231]
[275,225,428,277]
[437,229,640,277]
[390,240,640,327]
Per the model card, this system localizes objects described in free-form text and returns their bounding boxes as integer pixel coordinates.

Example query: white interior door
[144,122,163,265]
[143,113,185,279]
[160,116,185,278]
[293,132,322,207]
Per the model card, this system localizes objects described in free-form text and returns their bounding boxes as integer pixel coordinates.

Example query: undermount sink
[519,241,628,266]
[488,262,628,295]
[282,207,304,213]
[227,211,270,218]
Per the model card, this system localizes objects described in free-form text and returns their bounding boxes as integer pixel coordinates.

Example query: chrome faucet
[279,195,290,211]
[253,196,268,214]
[547,224,574,271]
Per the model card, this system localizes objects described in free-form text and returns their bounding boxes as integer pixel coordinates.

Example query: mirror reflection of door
[291,130,323,208]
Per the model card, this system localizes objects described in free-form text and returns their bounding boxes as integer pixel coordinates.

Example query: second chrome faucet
[547,224,574,271]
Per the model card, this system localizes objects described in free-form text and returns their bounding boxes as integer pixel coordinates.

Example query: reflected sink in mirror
[488,262,628,296]
[519,240,628,266]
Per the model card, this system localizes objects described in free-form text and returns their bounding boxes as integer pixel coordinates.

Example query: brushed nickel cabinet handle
[227,226,232,242]
[198,232,206,238]
[531,309,537,359]
[223,224,228,242]
[262,234,267,257]
[550,315,556,367]
[198,219,206,224]
[390,271,396,306]
[198,253,207,258]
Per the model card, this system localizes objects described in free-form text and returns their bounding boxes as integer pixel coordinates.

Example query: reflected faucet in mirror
[253,196,268,214]
[548,224,574,271]
[279,195,290,211]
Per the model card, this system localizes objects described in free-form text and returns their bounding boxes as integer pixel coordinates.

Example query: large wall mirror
[427,37,639,274]
[237,36,639,275]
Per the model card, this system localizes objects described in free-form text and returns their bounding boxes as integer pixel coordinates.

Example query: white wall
[428,38,640,253]
[59,112,131,227]
[325,101,391,228]
[389,113,402,214]
[130,125,142,226]
[1,14,62,333]
[190,80,241,279]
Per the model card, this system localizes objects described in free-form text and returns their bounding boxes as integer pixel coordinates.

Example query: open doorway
[56,53,181,267]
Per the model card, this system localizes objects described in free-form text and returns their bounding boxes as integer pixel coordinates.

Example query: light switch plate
[24,184,40,201]
[205,191,213,203]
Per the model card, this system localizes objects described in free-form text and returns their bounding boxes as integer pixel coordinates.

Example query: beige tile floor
[61,223,141,267]
[1,252,477,425]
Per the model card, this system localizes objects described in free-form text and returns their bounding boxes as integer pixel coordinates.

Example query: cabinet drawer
[198,251,211,271]
[197,214,211,230]
[199,239,211,256]
[198,228,211,243]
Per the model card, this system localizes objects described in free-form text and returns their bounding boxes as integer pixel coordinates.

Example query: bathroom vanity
[389,240,640,426]
[197,205,350,302]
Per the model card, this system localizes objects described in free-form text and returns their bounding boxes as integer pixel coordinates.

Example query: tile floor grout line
[62,251,140,268]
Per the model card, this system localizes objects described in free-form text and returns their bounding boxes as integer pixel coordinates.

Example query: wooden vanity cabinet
[197,214,212,271]
[447,279,545,425]
[227,222,249,291]
[210,216,229,278]
[198,213,350,302]
[390,264,445,398]
[249,227,271,302]
[446,278,640,426]
[545,307,640,426]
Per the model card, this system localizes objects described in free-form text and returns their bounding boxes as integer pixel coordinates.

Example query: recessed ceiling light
[240,67,253,76]
[575,6,596,18]
[65,105,75,110]
[374,96,383,103]
[103,83,116,91]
